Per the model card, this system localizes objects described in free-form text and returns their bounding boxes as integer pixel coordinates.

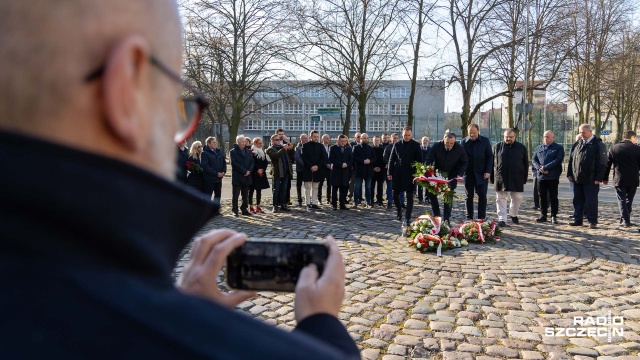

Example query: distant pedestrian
[294,133,308,206]
[201,136,226,211]
[266,134,293,213]
[248,137,270,214]
[461,124,492,220]
[229,134,255,216]
[388,126,422,224]
[567,124,607,228]
[318,134,332,204]
[371,136,386,206]
[329,135,353,210]
[352,133,376,208]
[604,130,640,227]
[302,130,326,210]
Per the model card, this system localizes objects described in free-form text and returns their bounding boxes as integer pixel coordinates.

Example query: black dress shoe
[280,206,291,212]
[332,206,337,211]
[401,204,406,209]
[589,223,597,229]
[271,207,280,213]
[551,216,558,224]
[569,222,583,226]
[340,205,349,210]
[233,211,239,217]
[498,221,508,227]
[311,204,321,210]
[536,216,547,223]
[241,210,252,216]
[396,210,403,221]
[510,216,519,224]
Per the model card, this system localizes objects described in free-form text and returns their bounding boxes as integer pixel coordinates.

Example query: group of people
[179,122,640,231]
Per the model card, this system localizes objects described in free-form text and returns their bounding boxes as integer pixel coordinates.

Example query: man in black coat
[176,139,189,183]
[318,134,332,204]
[229,135,255,216]
[388,126,423,223]
[604,130,640,227]
[266,134,294,213]
[532,131,564,224]
[461,124,493,220]
[0,2,360,359]
[329,135,353,210]
[384,132,405,209]
[491,128,529,227]
[201,136,227,208]
[302,130,326,210]
[425,132,468,225]
[567,124,607,228]
[417,136,431,204]
[352,133,377,208]
[371,136,386,206]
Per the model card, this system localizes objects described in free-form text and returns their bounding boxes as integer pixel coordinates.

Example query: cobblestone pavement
[174,196,640,360]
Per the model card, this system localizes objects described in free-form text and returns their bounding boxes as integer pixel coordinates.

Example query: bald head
[0,0,184,179]
[0,0,181,128]
[543,131,555,145]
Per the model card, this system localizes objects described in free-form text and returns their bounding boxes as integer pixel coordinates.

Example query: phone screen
[226,239,328,292]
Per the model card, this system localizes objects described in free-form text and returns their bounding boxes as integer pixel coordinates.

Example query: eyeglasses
[85,55,209,145]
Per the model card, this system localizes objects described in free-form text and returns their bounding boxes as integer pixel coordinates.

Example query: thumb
[296,264,319,292]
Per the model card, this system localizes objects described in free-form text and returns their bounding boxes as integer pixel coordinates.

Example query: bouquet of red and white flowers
[406,213,468,254]
[186,160,203,174]
[459,219,502,243]
[412,163,461,205]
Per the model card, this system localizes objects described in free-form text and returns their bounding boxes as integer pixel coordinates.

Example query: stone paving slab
[173,196,640,359]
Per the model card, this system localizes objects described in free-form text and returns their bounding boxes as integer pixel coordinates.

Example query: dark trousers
[317,176,331,202]
[272,176,288,208]
[538,179,559,217]
[395,189,415,222]
[286,177,292,203]
[348,172,355,198]
[615,186,637,224]
[332,185,348,208]
[296,172,304,203]
[464,177,488,220]
[533,178,549,208]
[232,184,249,213]
[573,182,599,224]
[372,171,385,204]
[203,182,222,202]
[428,181,458,221]
[248,188,262,206]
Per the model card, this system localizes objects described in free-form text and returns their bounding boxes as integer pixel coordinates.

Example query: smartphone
[226,239,328,292]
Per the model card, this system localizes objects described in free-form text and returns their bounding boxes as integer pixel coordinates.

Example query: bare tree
[181,0,293,148]
[288,0,404,135]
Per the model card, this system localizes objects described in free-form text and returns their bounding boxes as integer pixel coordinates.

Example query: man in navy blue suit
[532,131,564,224]
[0,1,359,359]
[201,136,227,207]
[461,124,493,220]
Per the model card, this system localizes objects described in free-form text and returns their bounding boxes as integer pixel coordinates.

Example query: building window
[285,120,304,132]
[306,103,325,114]
[325,120,341,131]
[261,91,279,98]
[390,104,409,115]
[244,119,261,130]
[350,121,358,132]
[263,120,282,130]
[389,120,407,131]
[368,120,385,132]
[307,87,325,98]
[390,87,410,98]
[368,103,387,115]
[372,88,387,98]
[284,103,303,114]
[263,103,282,114]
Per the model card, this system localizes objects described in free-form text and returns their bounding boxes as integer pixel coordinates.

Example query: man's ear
[101,36,150,151]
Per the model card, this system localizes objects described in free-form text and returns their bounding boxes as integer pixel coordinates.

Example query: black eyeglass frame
[85,55,209,144]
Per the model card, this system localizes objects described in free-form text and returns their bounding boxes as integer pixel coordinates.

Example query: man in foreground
[0,1,359,359]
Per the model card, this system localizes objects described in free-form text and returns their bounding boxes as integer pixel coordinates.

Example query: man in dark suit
[425,132,468,225]
[229,135,255,216]
[371,136,386,206]
[604,130,640,227]
[567,124,607,228]
[388,126,423,223]
[352,133,377,208]
[417,136,431,204]
[302,130,326,210]
[532,131,564,224]
[176,139,189,183]
[201,136,227,208]
[461,124,492,220]
[329,135,353,210]
[492,128,529,227]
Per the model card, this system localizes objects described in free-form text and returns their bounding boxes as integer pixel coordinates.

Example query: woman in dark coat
[249,137,270,213]
[185,141,206,194]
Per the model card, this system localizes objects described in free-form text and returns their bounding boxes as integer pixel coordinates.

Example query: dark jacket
[294,143,305,173]
[461,135,493,184]
[229,144,255,186]
[250,149,270,190]
[425,141,468,179]
[491,141,529,192]
[176,146,189,183]
[604,139,640,187]
[383,143,394,172]
[388,139,423,191]
[329,144,353,187]
[0,131,360,360]
[531,142,564,180]
[373,145,386,176]
[302,141,326,182]
[201,147,227,184]
[420,146,431,164]
[266,145,292,179]
[185,155,204,193]
[567,137,607,184]
[352,142,377,179]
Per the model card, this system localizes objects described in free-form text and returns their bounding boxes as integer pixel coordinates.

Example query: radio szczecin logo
[545,311,624,343]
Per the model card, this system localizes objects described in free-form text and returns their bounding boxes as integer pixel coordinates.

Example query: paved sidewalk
[174,196,640,360]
